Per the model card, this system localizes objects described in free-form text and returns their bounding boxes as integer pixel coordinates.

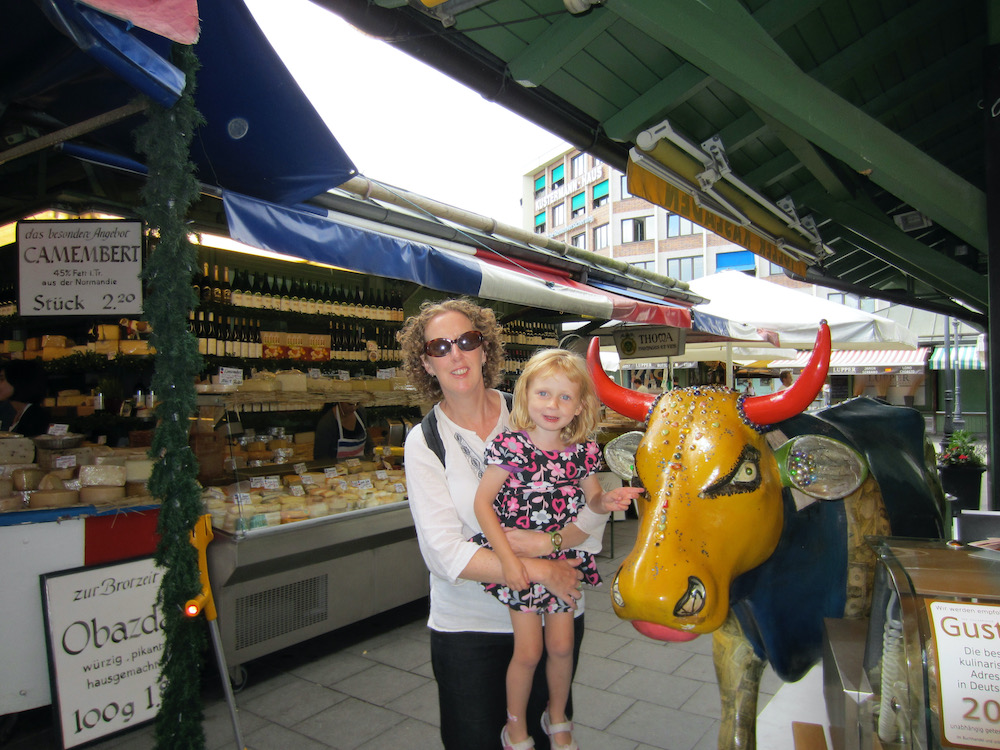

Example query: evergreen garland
[133,44,208,750]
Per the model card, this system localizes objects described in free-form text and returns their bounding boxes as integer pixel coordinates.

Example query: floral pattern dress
[471,430,603,613]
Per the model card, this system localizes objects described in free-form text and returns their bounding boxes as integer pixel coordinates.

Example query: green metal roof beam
[508,9,615,87]
[803,190,988,312]
[607,0,988,252]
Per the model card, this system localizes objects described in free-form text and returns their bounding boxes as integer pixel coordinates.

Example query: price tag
[337,370,350,381]
[393,482,406,493]
[345,458,361,468]
[376,368,396,379]
[289,484,305,497]
[301,473,315,485]
[336,479,348,491]
[293,462,308,475]
[263,476,281,490]
[48,423,69,436]
[234,492,251,506]
[308,368,321,379]
[249,476,266,488]
[352,478,374,490]
[324,466,345,478]
[928,600,1000,748]
[376,470,388,480]
[55,454,77,469]
[218,366,244,386]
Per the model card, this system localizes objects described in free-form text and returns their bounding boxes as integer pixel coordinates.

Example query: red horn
[743,321,831,426]
[586,337,655,422]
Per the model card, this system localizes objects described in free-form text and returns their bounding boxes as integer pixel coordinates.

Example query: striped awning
[770,348,929,375]
[929,346,985,370]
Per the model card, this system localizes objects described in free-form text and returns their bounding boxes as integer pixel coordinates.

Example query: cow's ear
[604,431,644,481]
[773,434,869,500]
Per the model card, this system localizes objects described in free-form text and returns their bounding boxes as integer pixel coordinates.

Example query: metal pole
[941,316,954,451]
[953,319,965,431]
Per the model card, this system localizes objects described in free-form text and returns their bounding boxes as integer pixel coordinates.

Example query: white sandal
[501,724,535,750]
[541,708,579,750]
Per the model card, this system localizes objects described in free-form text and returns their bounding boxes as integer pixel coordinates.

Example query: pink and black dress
[471,430,603,613]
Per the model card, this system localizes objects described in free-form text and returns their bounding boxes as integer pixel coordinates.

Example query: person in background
[314,401,369,461]
[472,349,640,750]
[0,360,51,437]
[777,370,794,391]
[400,298,612,750]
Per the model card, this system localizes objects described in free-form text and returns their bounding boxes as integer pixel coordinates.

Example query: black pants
[430,615,585,750]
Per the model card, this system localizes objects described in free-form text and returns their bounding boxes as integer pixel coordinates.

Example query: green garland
[133,44,208,750]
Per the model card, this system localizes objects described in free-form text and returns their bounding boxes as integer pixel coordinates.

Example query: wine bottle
[196,311,208,356]
[200,262,213,304]
[221,266,232,305]
[250,271,263,309]
[211,265,222,304]
[261,275,274,310]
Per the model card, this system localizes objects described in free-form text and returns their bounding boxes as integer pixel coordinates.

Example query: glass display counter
[861,539,1000,750]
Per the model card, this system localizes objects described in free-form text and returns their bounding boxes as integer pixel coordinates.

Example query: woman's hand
[504,528,551,558]
[525,556,583,608]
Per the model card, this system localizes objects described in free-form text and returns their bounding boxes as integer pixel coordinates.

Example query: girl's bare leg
[505,610,544,743]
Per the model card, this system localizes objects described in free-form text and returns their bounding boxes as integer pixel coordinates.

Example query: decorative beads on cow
[587,322,944,750]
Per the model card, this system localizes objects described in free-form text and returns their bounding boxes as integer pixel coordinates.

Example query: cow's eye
[701,446,762,498]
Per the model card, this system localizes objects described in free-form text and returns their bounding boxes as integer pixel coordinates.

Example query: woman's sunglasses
[423,330,485,358]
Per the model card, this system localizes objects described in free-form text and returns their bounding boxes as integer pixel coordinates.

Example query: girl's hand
[594,486,644,514]
[503,528,551,558]
[502,557,530,591]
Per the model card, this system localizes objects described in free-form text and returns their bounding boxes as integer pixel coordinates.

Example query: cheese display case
[858,539,1000,750]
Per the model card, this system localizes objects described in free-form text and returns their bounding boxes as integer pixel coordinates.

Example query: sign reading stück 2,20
[18,220,143,317]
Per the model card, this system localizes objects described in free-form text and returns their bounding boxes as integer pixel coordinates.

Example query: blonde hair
[396,298,504,400]
[511,348,599,445]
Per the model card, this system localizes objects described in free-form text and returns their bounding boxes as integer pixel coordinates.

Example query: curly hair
[396,298,505,401]
[511,348,599,445]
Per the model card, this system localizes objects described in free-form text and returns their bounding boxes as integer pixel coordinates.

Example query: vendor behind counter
[314,402,371,461]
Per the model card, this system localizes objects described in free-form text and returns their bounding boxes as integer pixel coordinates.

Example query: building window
[534,175,545,199]
[592,179,609,208]
[570,192,586,218]
[551,163,565,190]
[534,212,546,234]
[768,261,784,276]
[594,223,609,250]
[620,173,631,198]
[828,292,845,305]
[571,153,587,179]
[551,203,565,227]
[667,213,698,237]
[666,256,704,281]
[571,232,586,249]
[860,297,876,313]
[632,260,655,272]
[621,216,650,243]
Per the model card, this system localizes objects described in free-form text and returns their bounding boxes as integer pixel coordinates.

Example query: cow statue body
[587,324,944,750]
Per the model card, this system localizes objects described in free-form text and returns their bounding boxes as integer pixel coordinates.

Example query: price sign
[301,473,315,485]
[376,368,396,379]
[337,370,350,381]
[928,600,1000,748]
[289,484,305,497]
[263,476,281,490]
[217,367,243,386]
[55,455,77,469]
[41,557,165,748]
[49,424,69,436]
[249,477,265,489]
[293,462,308,475]
[234,492,251,506]
[324,466,345,478]
[375,470,388,480]
[18,220,143,317]
[351,478,374,490]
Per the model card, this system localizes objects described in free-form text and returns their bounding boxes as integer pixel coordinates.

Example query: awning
[17,0,356,204]
[929,346,985,370]
[223,191,692,326]
[770,348,929,375]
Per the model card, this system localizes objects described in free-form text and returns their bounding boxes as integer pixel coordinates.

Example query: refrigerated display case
[858,539,1000,750]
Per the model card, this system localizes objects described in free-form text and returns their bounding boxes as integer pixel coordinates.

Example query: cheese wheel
[80,486,126,504]
[79,464,127,487]
[27,488,80,508]
[125,458,154,482]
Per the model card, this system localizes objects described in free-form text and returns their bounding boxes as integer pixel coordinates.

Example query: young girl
[472,349,642,750]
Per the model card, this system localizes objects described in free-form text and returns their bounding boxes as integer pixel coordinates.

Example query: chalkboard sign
[18,219,143,317]
[41,557,164,749]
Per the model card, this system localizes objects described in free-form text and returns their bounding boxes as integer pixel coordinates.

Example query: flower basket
[938,430,986,511]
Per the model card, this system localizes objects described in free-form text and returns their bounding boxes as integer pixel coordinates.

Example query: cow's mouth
[673,576,706,618]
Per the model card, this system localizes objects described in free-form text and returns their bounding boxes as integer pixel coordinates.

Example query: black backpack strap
[420,392,514,468]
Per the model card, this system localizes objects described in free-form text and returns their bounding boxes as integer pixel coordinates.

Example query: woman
[400,299,613,750]
[314,401,368,461]
[0,360,51,437]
